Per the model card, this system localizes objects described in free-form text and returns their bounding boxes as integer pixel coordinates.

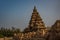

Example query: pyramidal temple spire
[24,6,46,36]
[33,6,37,12]
[29,6,46,32]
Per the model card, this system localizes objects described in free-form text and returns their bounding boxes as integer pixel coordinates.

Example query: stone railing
[13,37,45,40]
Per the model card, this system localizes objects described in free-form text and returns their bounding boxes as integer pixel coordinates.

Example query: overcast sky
[0,0,60,31]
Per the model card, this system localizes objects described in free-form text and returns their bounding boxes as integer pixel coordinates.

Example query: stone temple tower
[24,6,47,36]
[28,6,46,35]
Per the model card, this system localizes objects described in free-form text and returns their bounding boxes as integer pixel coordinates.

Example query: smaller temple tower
[45,20,60,40]
[51,20,60,32]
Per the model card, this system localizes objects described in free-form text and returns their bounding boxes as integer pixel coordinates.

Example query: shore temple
[13,6,60,40]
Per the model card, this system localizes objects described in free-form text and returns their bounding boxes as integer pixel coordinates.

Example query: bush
[0,34,4,38]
